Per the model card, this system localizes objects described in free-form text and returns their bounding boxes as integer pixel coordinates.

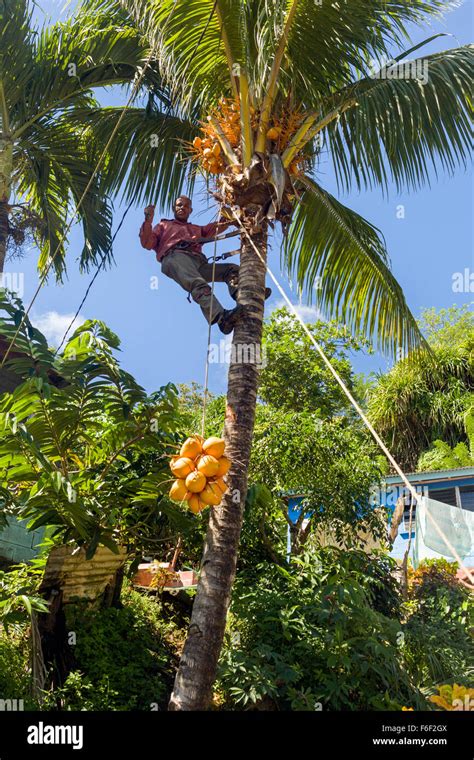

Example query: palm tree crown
[80,0,472,355]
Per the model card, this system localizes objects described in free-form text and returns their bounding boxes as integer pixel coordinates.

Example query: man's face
[174,197,192,222]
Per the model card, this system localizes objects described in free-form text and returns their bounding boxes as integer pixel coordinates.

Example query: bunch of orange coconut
[169,435,231,514]
[189,96,307,178]
[191,136,226,175]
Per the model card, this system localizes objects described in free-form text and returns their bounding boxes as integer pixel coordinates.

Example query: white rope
[230,208,474,586]
[201,210,221,437]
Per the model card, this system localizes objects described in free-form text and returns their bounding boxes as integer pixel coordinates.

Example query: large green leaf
[285,178,425,355]
[327,45,473,193]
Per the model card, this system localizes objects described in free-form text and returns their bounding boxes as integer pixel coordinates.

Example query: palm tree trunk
[169,222,268,710]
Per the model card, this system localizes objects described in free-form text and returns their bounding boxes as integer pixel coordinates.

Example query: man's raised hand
[144,204,155,221]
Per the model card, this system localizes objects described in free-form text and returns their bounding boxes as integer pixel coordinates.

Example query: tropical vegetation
[0,0,472,714]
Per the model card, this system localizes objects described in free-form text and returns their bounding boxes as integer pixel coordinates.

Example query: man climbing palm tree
[139,196,271,333]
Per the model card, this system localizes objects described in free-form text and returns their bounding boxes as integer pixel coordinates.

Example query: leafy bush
[0,631,34,707]
[40,671,122,711]
[217,549,425,711]
[0,561,49,632]
[63,583,183,710]
[401,560,474,691]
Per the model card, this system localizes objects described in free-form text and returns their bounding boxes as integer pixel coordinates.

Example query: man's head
[174,196,192,222]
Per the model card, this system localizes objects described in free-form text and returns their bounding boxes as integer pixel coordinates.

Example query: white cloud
[272,299,323,323]
[32,311,86,347]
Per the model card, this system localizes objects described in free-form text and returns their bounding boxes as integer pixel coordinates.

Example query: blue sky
[9,0,474,396]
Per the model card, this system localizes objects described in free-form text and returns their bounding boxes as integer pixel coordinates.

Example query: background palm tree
[80,0,472,709]
[0,0,157,276]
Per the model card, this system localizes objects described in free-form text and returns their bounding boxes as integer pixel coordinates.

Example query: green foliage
[0,559,48,632]
[0,0,151,275]
[218,549,423,711]
[401,560,474,691]
[259,308,371,414]
[250,408,385,548]
[285,178,424,355]
[0,631,34,706]
[368,306,474,470]
[418,440,473,472]
[0,291,189,555]
[81,0,474,354]
[418,304,474,348]
[40,670,122,711]
[238,483,288,567]
[62,584,182,710]
[417,404,474,471]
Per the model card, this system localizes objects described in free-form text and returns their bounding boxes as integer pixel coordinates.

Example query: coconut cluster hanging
[190,97,308,179]
[169,435,231,514]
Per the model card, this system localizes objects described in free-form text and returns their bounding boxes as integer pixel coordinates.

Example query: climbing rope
[201,206,222,437]
[229,207,474,587]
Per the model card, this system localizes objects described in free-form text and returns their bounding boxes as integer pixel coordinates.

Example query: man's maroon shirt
[139,217,226,262]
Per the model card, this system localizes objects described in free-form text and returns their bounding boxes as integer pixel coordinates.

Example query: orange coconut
[188,494,206,514]
[214,477,229,494]
[200,482,222,506]
[185,470,207,493]
[203,437,225,459]
[170,457,195,479]
[215,455,231,477]
[169,479,190,502]
[197,454,219,478]
[180,436,203,459]
[266,127,281,140]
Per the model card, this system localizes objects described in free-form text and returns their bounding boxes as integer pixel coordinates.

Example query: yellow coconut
[214,477,229,494]
[197,454,219,478]
[215,455,231,477]
[170,457,195,479]
[266,127,281,140]
[203,436,225,459]
[192,136,202,149]
[169,479,190,502]
[180,436,203,459]
[188,494,206,514]
[212,143,221,157]
[200,482,222,506]
[185,470,207,493]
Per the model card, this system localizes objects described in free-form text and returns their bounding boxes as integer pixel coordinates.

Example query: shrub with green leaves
[62,584,182,710]
[218,549,424,711]
[401,560,474,691]
[0,290,196,558]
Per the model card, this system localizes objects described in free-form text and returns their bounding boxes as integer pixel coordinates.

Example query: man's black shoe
[218,305,246,335]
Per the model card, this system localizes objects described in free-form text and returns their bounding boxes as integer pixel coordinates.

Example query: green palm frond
[1,0,161,277]
[16,121,113,278]
[69,106,196,209]
[285,178,425,355]
[87,0,461,107]
[327,45,473,193]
